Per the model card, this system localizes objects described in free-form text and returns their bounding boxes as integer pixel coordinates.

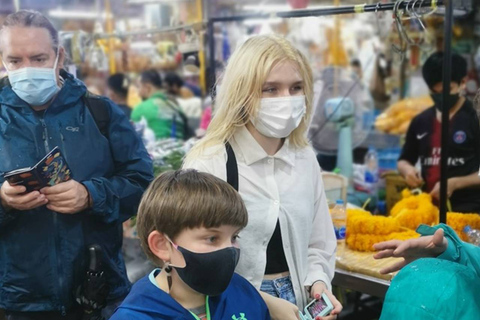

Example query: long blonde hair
[186,34,314,162]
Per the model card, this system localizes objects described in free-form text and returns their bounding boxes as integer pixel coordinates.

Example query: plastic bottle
[464,225,480,246]
[331,200,346,241]
[364,146,379,198]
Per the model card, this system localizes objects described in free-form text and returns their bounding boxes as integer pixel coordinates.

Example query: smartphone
[299,293,334,320]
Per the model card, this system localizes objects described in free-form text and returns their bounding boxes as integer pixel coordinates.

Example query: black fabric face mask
[172,245,240,296]
[430,92,460,113]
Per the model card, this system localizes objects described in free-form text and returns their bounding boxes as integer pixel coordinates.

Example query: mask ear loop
[53,48,61,86]
[163,236,181,268]
[2,60,10,72]
[52,44,62,70]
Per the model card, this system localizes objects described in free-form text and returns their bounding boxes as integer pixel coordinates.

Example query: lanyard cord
[189,296,211,320]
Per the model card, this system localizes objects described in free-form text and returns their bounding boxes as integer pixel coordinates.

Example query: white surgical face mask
[3,51,60,106]
[252,95,306,138]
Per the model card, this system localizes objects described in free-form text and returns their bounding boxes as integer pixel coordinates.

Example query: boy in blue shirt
[111,170,270,320]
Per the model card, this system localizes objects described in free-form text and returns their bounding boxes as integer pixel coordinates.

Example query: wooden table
[333,268,391,298]
[332,242,401,298]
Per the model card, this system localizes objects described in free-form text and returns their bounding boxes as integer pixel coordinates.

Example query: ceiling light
[128,0,193,4]
[49,9,108,20]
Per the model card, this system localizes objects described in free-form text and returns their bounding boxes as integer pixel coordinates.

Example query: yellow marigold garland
[346,229,420,252]
[390,191,439,229]
[346,209,419,251]
[447,212,480,241]
[347,209,401,235]
[345,190,480,251]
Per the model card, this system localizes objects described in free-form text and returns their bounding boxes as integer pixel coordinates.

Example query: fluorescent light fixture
[49,9,107,20]
[130,41,155,49]
[128,0,193,4]
[243,4,328,12]
[243,18,283,26]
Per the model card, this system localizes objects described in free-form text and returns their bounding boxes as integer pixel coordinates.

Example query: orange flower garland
[346,209,419,252]
[447,212,480,241]
[345,190,480,251]
[347,209,401,235]
[346,230,420,252]
[390,190,439,229]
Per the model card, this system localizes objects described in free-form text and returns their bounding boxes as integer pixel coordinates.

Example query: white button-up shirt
[184,126,336,308]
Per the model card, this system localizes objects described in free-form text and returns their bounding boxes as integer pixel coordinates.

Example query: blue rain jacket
[0,71,153,312]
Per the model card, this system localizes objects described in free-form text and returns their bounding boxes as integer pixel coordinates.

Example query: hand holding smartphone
[299,293,333,320]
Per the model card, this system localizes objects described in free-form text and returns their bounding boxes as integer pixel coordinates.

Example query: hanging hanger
[391,0,408,60]
[374,2,385,38]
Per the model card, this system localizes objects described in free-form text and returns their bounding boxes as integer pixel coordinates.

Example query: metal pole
[207,20,216,97]
[105,0,116,74]
[196,0,207,95]
[439,0,453,224]
[210,0,442,23]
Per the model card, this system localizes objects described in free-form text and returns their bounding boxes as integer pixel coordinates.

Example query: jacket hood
[115,275,196,319]
[380,257,480,320]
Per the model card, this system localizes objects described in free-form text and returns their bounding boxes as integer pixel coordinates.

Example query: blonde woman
[184,34,341,320]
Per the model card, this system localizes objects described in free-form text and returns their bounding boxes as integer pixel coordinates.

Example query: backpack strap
[225,142,239,191]
[83,92,110,139]
[163,98,195,140]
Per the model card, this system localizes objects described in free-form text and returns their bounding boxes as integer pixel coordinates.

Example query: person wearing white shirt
[184,34,341,320]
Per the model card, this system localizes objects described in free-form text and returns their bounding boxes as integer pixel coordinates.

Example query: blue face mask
[3,52,60,106]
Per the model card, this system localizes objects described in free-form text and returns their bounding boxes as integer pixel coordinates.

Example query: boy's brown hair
[137,169,248,265]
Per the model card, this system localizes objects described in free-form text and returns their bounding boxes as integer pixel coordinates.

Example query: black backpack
[82,92,110,139]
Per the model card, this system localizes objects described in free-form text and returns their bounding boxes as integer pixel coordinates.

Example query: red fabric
[200,106,212,130]
[425,119,441,192]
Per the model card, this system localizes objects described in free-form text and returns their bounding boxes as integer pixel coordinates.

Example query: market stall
[203,2,479,310]
[331,189,480,303]
[0,0,479,318]
[333,246,392,298]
